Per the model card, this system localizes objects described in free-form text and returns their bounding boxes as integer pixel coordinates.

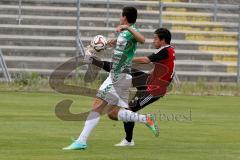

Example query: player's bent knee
[107,112,118,121]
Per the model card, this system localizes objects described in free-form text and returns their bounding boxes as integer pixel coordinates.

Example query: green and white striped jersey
[111,24,139,82]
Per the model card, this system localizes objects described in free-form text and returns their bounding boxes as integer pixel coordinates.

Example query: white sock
[76,111,100,144]
[117,109,147,123]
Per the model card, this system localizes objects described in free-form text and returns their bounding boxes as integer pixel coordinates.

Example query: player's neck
[156,44,170,50]
[123,21,131,26]
[161,44,169,47]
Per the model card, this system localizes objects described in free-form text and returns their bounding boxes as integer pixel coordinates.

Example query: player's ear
[122,16,127,22]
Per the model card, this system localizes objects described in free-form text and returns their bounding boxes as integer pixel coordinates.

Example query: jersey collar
[154,45,171,54]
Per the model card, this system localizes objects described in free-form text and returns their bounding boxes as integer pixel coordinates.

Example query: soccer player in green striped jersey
[63,6,159,150]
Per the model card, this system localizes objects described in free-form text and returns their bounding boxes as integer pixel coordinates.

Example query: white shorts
[96,73,132,108]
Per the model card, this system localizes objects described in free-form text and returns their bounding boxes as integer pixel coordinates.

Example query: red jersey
[146,45,175,96]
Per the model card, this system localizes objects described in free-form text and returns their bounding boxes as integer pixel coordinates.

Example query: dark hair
[122,6,138,24]
[154,28,171,44]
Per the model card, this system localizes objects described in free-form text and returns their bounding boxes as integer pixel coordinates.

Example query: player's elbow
[142,57,150,64]
[139,37,145,44]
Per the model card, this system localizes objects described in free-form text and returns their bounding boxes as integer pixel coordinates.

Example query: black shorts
[129,89,161,112]
[131,68,149,89]
[129,68,161,112]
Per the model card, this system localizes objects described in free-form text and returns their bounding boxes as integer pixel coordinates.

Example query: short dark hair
[154,28,171,44]
[122,6,138,24]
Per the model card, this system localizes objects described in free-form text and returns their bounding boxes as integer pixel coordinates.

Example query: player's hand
[107,39,117,47]
[83,48,94,64]
[116,25,129,32]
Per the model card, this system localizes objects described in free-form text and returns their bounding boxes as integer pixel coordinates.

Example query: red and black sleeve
[147,48,168,63]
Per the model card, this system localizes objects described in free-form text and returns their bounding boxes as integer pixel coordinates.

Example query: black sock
[124,122,135,142]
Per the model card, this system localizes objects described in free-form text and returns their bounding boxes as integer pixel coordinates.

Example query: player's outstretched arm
[91,57,113,72]
[133,57,150,64]
[116,25,145,44]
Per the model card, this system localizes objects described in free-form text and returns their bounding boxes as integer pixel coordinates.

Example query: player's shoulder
[120,24,139,38]
[131,23,139,31]
[156,45,174,54]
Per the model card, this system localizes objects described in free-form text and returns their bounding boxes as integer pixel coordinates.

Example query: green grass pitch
[0,91,239,160]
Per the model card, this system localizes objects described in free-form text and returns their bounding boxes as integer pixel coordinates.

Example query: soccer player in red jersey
[91,28,176,146]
